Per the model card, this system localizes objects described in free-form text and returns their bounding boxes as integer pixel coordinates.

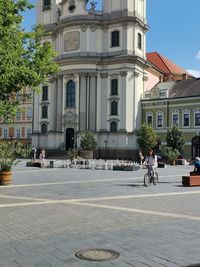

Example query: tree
[137,124,158,155]
[166,126,185,153]
[0,0,59,122]
[80,132,97,151]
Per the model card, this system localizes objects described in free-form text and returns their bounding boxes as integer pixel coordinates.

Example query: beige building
[33,0,148,158]
[0,89,33,146]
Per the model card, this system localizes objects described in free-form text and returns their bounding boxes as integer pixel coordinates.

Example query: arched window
[111,30,120,47]
[138,33,142,50]
[66,80,75,108]
[42,105,48,118]
[110,121,117,132]
[111,79,118,95]
[41,124,47,134]
[111,101,118,115]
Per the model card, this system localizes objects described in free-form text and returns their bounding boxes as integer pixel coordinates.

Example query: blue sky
[23,0,200,77]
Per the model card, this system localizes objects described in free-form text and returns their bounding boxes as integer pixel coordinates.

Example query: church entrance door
[192,135,200,159]
[66,128,74,151]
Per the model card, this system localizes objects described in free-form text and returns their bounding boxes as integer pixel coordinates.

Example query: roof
[169,78,200,98]
[147,52,191,76]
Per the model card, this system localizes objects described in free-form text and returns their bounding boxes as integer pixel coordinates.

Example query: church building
[32,0,148,158]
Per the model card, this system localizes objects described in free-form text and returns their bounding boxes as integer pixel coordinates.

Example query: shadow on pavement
[116,184,143,187]
[183,264,200,267]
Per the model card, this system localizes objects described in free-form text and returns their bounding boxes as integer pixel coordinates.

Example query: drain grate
[75,249,120,262]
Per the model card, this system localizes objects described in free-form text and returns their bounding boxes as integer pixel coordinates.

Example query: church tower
[33,0,148,158]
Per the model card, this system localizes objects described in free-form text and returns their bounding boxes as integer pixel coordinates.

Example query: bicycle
[144,166,158,187]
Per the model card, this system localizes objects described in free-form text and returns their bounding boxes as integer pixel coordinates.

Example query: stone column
[89,75,97,131]
[56,75,63,132]
[119,71,127,131]
[100,73,108,131]
[49,79,57,132]
[79,74,87,131]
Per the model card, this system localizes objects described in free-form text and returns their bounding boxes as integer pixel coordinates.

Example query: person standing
[31,146,37,162]
[39,147,46,166]
[138,151,144,166]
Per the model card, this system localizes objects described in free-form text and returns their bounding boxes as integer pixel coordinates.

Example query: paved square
[0,164,199,267]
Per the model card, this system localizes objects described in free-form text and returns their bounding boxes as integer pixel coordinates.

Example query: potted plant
[0,142,30,185]
[80,132,97,159]
[165,147,180,166]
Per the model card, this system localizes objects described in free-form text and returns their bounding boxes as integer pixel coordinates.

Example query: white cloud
[187,69,200,78]
[196,51,200,59]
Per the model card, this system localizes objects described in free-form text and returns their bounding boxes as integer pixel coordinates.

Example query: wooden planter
[80,150,94,159]
[0,171,12,186]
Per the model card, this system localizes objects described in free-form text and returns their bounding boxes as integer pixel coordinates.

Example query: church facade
[33,0,148,158]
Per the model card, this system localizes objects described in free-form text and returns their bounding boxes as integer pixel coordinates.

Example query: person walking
[31,146,37,162]
[138,151,144,166]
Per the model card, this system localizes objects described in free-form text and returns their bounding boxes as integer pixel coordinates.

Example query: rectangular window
[183,113,189,127]
[173,114,179,126]
[111,31,120,47]
[16,129,21,139]
[157,114,163,127]
[27,107,32,119]
[3,129,8,139]
[138,33,142,50]
[147,115,153,125]
[27,129,31,139]
[111,79,118,95]
[43,0,51,10]
[195,112,200,126]
[42,86,48,101]
[16,112,21,121]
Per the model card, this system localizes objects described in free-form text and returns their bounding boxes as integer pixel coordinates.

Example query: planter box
[26,162,41,168]
[158,163,166,168]
[80,150,93,159]
[182,175,200,187]
[0,171,12,186]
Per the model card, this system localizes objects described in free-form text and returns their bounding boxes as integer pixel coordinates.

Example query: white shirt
[145,155,158,167]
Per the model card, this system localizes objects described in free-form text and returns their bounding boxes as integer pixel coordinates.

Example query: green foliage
[80,132,97,151]
[66,149,79,160]
[166,126,185,153]
[165,147,180,163]
[0,142,31,171]
[137,124,158,154]
[0,0,59,122]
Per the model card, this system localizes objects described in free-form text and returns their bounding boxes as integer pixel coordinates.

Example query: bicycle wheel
[144,173,151,187]
[153,172,158,185]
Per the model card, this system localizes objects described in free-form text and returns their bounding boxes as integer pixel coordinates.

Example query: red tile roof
[147,52,189,75]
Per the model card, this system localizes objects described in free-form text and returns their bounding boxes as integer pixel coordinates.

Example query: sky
[23,0,200,77]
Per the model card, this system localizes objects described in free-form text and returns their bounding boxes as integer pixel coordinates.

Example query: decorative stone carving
[134,71,140,77]
[102,24,108,32]
[100,73,108,79]
[64,31,80,52]
[120,71,128,77]
[122,22,128,29]
[81,24,87,32]
[51,32,57,41]
[63,111,77,125]
[90,24,97,32]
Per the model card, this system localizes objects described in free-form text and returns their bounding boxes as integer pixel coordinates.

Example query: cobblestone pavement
[0,165,200,266]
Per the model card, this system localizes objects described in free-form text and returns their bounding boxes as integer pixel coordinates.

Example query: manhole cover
[75,249,120,261]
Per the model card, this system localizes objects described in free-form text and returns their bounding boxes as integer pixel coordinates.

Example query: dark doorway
[192,135,200,159]
[66,128,74,150]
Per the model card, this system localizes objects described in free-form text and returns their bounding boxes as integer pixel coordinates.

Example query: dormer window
[43,0,51,10]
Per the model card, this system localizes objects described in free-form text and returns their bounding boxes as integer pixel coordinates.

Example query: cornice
[43,9,148,36]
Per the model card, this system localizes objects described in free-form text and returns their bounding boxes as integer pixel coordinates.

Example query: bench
[182,174,200,187]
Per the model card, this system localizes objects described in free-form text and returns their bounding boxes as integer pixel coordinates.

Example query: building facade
[142,79,200,159]
[0,89,33,146]
[33,0,148,158]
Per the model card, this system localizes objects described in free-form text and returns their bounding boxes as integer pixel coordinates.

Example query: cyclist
[144,149,158,177]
